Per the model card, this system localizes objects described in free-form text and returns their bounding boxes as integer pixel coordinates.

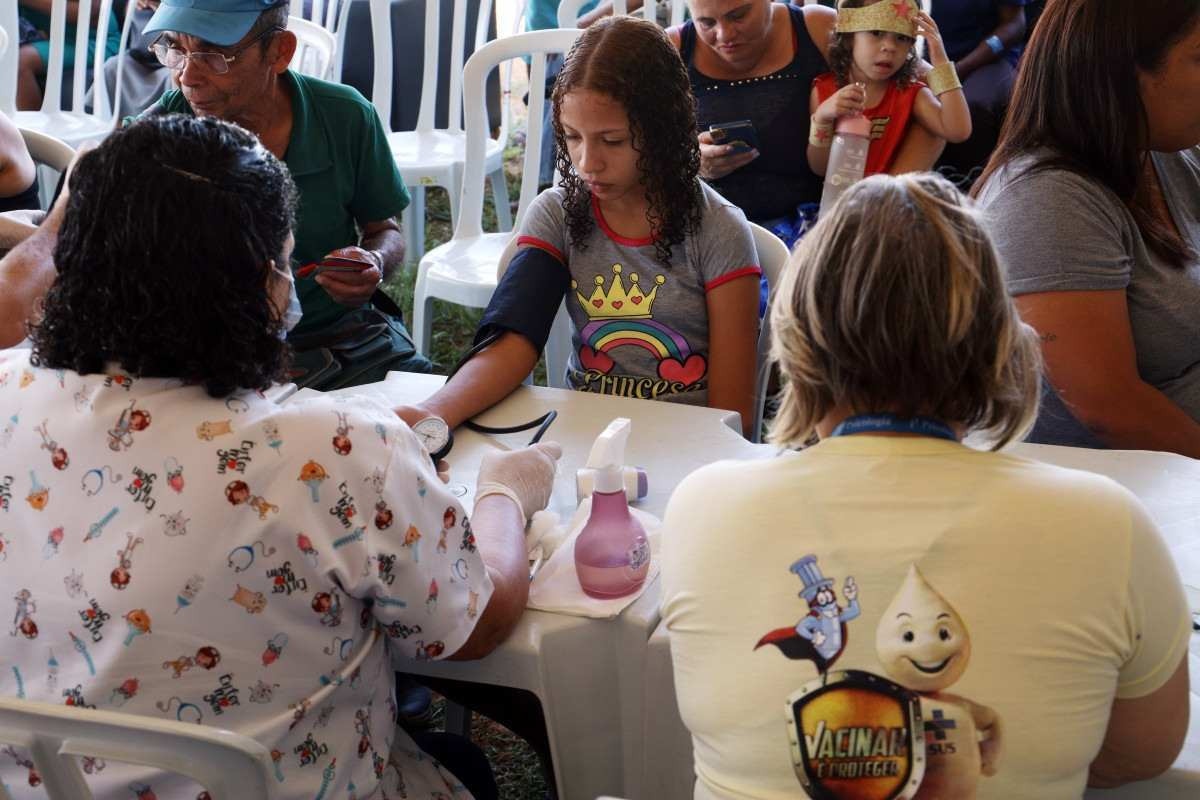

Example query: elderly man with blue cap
[141,0,431,380]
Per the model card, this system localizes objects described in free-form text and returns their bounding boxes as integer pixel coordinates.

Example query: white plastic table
[636,442,1200,799]
[293,372,767,799]
[297,375,1200,797]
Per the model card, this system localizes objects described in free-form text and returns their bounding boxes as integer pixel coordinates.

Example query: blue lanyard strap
[829,414,958,442]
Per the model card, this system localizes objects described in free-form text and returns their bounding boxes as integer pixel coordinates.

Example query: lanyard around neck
[829,413,958,442]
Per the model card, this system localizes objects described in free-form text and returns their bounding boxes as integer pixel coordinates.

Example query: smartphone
[709,120,760,154]
[295,257,373,279]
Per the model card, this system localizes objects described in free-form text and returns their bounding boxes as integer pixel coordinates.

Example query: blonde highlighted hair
[769,173,1041,450]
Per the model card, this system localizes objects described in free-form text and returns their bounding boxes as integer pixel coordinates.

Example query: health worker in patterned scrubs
[0,114,559,800]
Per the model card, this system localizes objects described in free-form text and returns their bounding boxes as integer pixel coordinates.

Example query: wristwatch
[411,416,454,462]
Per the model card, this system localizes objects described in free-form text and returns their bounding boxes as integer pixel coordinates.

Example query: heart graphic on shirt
[227,460,238,470]
[579,346,615,374]
[658,354,707,387]
[630,296,642,305]
[592,299,603,308]
[612,301,623,309]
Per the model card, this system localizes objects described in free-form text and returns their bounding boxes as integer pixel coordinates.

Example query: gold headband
[836,0,919,38]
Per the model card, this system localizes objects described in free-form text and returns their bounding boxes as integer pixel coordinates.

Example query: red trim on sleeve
[705,265,763,292]
[517,235,565,264]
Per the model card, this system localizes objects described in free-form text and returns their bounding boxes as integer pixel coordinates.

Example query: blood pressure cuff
[475,244,571,354]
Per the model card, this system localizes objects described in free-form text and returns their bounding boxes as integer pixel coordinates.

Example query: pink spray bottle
[574,418,650,599]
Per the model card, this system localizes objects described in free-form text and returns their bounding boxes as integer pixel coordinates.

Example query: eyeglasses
[150,26,284,75]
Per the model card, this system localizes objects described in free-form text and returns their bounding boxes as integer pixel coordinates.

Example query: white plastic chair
[291,0,345,32]
[19,127,74,209]
[368,0,511,264]
[0,696,273,799]
[556,0,686,29]
[289,14,337,79]
[0,19,8,58]
[0,0,119,147]
[411,27,580,357]
[749,222,789,442]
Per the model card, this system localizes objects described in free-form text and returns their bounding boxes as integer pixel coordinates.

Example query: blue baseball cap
[144,0,288,47]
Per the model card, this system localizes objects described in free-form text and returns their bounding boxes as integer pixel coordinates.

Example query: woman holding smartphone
[670,0,944,230]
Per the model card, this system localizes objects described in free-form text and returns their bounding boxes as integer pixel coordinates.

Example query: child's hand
[915,11,949,65]
[814,83,866,126]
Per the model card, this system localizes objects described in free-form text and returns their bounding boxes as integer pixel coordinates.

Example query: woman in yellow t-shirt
[662,173,1191,799]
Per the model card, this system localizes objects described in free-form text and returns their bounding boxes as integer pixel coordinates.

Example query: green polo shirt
[150,70,409,336]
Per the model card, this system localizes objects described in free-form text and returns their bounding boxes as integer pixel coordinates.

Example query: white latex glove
[474,441,562,520]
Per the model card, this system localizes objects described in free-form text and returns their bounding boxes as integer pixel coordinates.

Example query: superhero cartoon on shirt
[755,554,859,675]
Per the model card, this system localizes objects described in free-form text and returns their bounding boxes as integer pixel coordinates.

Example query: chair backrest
[368,0,494,134]
[557,0,686,29]
[289,14,337,79]
[19,127,74,208]
[0,0,120,117]
[0,696,273,799]
[109,0,142,123]
[458,27,582,240]
[291,0,344,32]
[750,222,789,442]
[20,128,74,173]
[0,18,8,59]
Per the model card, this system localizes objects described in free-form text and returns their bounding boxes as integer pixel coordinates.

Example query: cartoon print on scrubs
[570,264,708,398]
[34,420,69,470]
[0,350,492,799]
[107,401,152,451]
[164,458,185,493]
[298,460,329,502]
[755,554,860,674]
[11,589,38,639]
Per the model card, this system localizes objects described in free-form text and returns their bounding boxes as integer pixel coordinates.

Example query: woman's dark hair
[30,114,297,397]
[828,0,919,89]
[551,15,701,265]
[973,0,1199,268]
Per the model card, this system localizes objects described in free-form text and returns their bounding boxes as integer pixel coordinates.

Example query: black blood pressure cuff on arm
[475,244,571,354]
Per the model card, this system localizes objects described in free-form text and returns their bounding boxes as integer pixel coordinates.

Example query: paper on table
[527,496,662,619]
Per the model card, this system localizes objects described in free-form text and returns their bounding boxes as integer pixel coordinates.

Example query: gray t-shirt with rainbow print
[512,182,760,405]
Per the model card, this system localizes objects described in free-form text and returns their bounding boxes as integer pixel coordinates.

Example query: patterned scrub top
[0,349,493,800]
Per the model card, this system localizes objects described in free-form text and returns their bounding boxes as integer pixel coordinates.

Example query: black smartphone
[709,120,760,154]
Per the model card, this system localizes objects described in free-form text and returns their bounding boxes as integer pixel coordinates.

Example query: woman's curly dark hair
[30,114,297,398]
[828,0,919,89]
[551,15,701,266]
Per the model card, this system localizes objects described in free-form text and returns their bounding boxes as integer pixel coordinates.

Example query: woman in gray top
[973,0,1200,458]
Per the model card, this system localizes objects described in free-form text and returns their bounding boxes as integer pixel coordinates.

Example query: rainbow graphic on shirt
[571,264,707,389]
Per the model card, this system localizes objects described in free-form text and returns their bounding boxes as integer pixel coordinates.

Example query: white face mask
[271,264,303,336]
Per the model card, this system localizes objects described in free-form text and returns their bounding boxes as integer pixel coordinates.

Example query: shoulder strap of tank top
[679,19,697,63]
[787,2,825,68]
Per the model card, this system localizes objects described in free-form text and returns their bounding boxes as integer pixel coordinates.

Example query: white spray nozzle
[585,417,631,470]
[584,418,631,494]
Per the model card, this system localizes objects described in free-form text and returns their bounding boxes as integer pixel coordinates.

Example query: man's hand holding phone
[302,246,383,307]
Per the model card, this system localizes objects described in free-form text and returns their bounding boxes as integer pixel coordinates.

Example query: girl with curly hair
[808,0,970,178]
[410,15,763,437]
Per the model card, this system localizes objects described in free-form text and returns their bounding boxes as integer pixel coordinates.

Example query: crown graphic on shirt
[571,264,666,320]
